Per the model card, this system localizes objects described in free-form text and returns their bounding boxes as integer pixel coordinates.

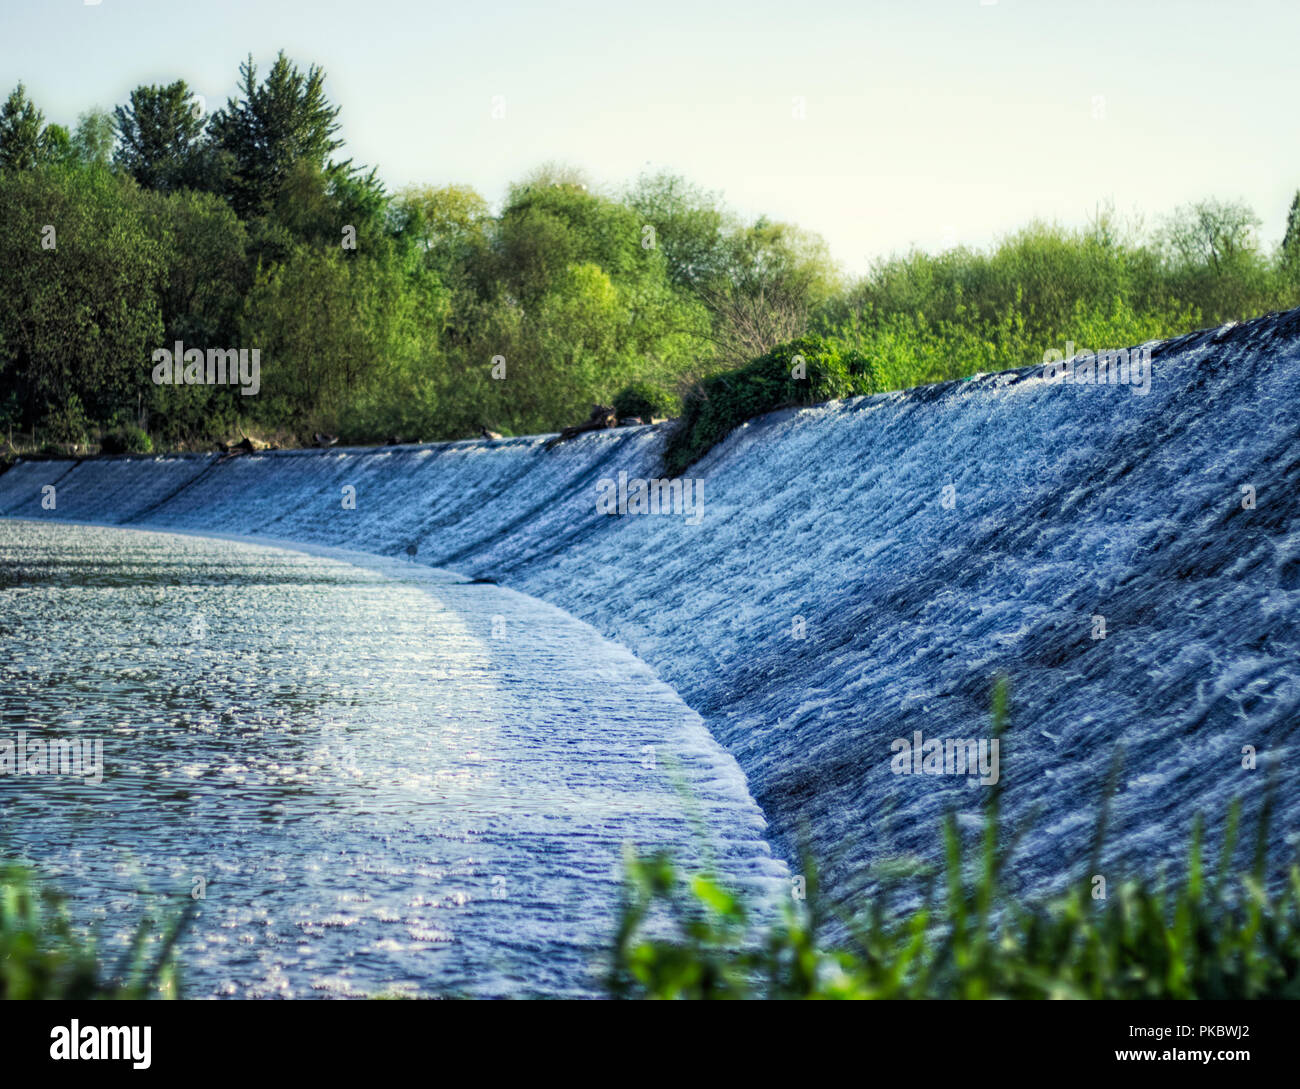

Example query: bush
[662,335,876,474]
[99,424,154,455]
[40,394,91,446]
[613,382,678,422]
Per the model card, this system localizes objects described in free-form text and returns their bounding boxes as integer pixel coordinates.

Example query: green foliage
[689,216,843,369]
[395,183,492,284]
[664,335,876,475]
[613,382,677,422]
[0,391,19,432]
[820,293,1195,393]
[416,169,711,441]
[72,109,116,167]
[143,187,249,344]
[1156,199,1274,323]
[0,861,192,999]
[137,186,250,446]
[0,83,61,171]
[0,165,164,428]
[626,169,731,290]
[208,52,345,219]
[1,62,1296,454]
[494,172,650,302]
[611,851,758,999]
[41,393,90,445]
[112,81,207,192]
[1282,191,1300,281]
[266,159,390,255]
[241,241,445,437]
[612,681,1300,1000]
[99,423,153,455]
[822,215,1293,366]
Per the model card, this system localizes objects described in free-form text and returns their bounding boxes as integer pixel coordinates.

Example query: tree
[1158,198,1270,322]
[142,187,248,346]
[269,158,389,252]
[135,187,251,441]
[394,184,494,355]
[627,170,731,289]
[240,242,444,432]
[112,81,207,191]
[327,163,388,251]
[0,168,163,428]
[1160,198,1261,273]
[37,124,73,166]
[427,167,712,437]
[73,109,116,166]
[207,52,344,218]
[494,170,652,305]
[395,183,492,278]
[695,217,841,366]
[1281,191,1300,277]
[0,84,57,171]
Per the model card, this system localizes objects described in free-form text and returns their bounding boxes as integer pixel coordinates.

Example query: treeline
[814,199,1300,393]
[1,51,1298,454]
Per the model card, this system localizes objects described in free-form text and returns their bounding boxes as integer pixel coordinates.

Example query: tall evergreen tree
[0,84,51,171]
[112,80,206,191]
[207,52,344,218]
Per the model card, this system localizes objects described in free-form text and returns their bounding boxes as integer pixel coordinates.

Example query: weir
[3,308,1298,909]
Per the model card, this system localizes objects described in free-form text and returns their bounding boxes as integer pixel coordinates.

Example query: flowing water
[0,521,784,997]
[2,308,1299,937]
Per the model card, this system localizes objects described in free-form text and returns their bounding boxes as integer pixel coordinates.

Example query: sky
[2,0,1298,274]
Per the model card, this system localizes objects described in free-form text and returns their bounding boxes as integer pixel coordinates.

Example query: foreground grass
[611,683,1300,999]
[0,862,194,999]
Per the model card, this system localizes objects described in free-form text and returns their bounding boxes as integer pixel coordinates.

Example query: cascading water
[3,308,1298,921]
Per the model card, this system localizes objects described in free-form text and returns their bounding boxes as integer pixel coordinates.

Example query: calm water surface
[0,520,783,997]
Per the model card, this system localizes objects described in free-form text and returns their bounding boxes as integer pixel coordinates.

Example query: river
[0,520,786,997]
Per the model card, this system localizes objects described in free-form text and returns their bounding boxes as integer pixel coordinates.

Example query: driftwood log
[544,404,617,449]
[216,430,268,456]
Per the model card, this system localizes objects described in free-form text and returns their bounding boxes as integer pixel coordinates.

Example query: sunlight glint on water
[0,521,785,998]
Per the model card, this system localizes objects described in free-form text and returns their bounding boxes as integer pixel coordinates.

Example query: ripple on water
[0,521,786,998]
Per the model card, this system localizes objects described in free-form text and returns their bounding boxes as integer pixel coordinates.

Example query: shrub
[99,424,154,455]
[613,382,678,422]
[40,394,91,446]
[662,335,876,475]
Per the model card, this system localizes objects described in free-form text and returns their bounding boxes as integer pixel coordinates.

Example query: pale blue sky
[3,0,1297,272]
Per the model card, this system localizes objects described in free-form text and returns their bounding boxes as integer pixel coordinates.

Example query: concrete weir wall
[3,308,1299,906]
